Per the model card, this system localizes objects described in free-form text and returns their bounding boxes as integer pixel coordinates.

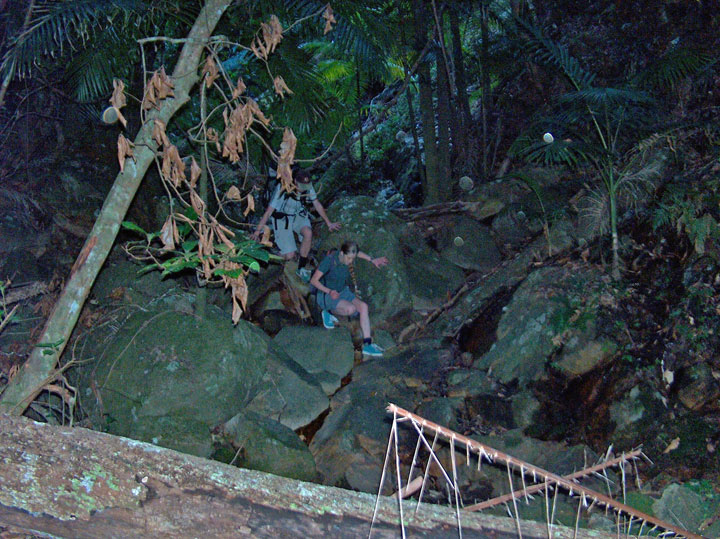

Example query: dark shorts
[317,286,355,312]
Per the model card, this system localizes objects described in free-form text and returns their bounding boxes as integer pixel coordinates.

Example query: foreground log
[0,415,615,538]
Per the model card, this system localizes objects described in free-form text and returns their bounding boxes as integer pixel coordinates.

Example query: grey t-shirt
[317,251,349,292]
[269,184,317,215]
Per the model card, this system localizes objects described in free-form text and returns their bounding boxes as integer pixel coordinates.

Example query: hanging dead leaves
[251,15,283,61]
[323,5,337,35]
[221,98,270,163]
[109,79,128,127]
[142,67,175,110]
[202,55,219,88]
[276,128,297,193]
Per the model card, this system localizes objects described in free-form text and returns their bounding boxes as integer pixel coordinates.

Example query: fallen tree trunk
[0,415,613,538]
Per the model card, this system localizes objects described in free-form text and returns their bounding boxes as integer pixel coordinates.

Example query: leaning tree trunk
[413,0,441,205]
[0,0,233,415]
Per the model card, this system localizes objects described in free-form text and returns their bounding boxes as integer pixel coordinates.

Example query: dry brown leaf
[159,216,176,251]
[273,76,293,98]
[234,275,248,310]
[322,5,337,35]
[190,190,206,216]
[245,98,270,126]
[189,157,201,189]
[152,119,170,148]
[110,78,126,110]
[244,193,255,216]
[663,437,680,454]
[161,145,186,187]
[276,128,297,192]
[232,78,247,99]
[142,67,175,110]
[207,128,221,153]
[226,185,242,201]
[260,225,272,246]
[215,226,235,250]
[202,55,219,88]
[117,134,134,172]
[109,79,128,127]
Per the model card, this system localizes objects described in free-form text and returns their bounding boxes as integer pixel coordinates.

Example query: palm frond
[633,47,717,89]
[514,18,595,90]
[559,87,654,107]
[63,28,133,102]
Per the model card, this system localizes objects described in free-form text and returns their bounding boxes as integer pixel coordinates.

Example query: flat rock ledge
[1,415,613,538]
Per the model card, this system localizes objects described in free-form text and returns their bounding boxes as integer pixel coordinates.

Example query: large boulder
[216,410,318,482]
[437,215,502,272]
[78,304,327,458]
[273,326,355,395]
[474,265,605,385]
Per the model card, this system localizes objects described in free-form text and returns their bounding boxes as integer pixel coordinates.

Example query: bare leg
[298,226,312,258]
[333,298,370,339]
[282,251,297,260]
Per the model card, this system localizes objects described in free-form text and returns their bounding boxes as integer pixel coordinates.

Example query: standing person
[310,241,388,358]
[251,167,341,281]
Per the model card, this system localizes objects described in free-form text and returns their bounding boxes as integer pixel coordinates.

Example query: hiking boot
[362,342,384,357]
[321,310,338,329]
[296,267,311,283]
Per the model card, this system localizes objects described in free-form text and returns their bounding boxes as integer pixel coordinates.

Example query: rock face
[79,304,328,458]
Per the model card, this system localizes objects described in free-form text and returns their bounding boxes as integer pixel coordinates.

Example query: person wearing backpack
[309,240,388,358]
[251,167,341,281]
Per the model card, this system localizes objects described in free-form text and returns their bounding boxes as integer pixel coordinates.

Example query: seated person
[310,241,388,358]
[252,167,340,281]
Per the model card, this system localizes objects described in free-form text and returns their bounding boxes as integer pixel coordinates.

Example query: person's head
[293,166,312,191]
[340,241,358,264]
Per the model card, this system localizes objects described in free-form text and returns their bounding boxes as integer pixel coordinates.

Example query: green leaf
[182,240,199,253]
[35,338,64,349]
[214,268,244,279]
[122,221,148,236]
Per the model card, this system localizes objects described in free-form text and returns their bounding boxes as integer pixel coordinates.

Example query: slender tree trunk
[436,36,452,201]
[0,0,232,415]
[413,0,440,204]
[405,84,424,189]
[356,64,364,163]
[609,185,621,280]
[449,7,471,171]
[196,75,210,318]
[480,1,491,179]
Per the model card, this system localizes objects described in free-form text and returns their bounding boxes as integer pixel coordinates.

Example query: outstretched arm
[251,205,275,240]
[312,199,341,232]
[358,251,388,269]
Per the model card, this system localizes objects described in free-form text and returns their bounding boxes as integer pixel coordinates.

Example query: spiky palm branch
[1,0,193,104]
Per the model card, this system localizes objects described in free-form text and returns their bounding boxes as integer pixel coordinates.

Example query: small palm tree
[509,21,693,279]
